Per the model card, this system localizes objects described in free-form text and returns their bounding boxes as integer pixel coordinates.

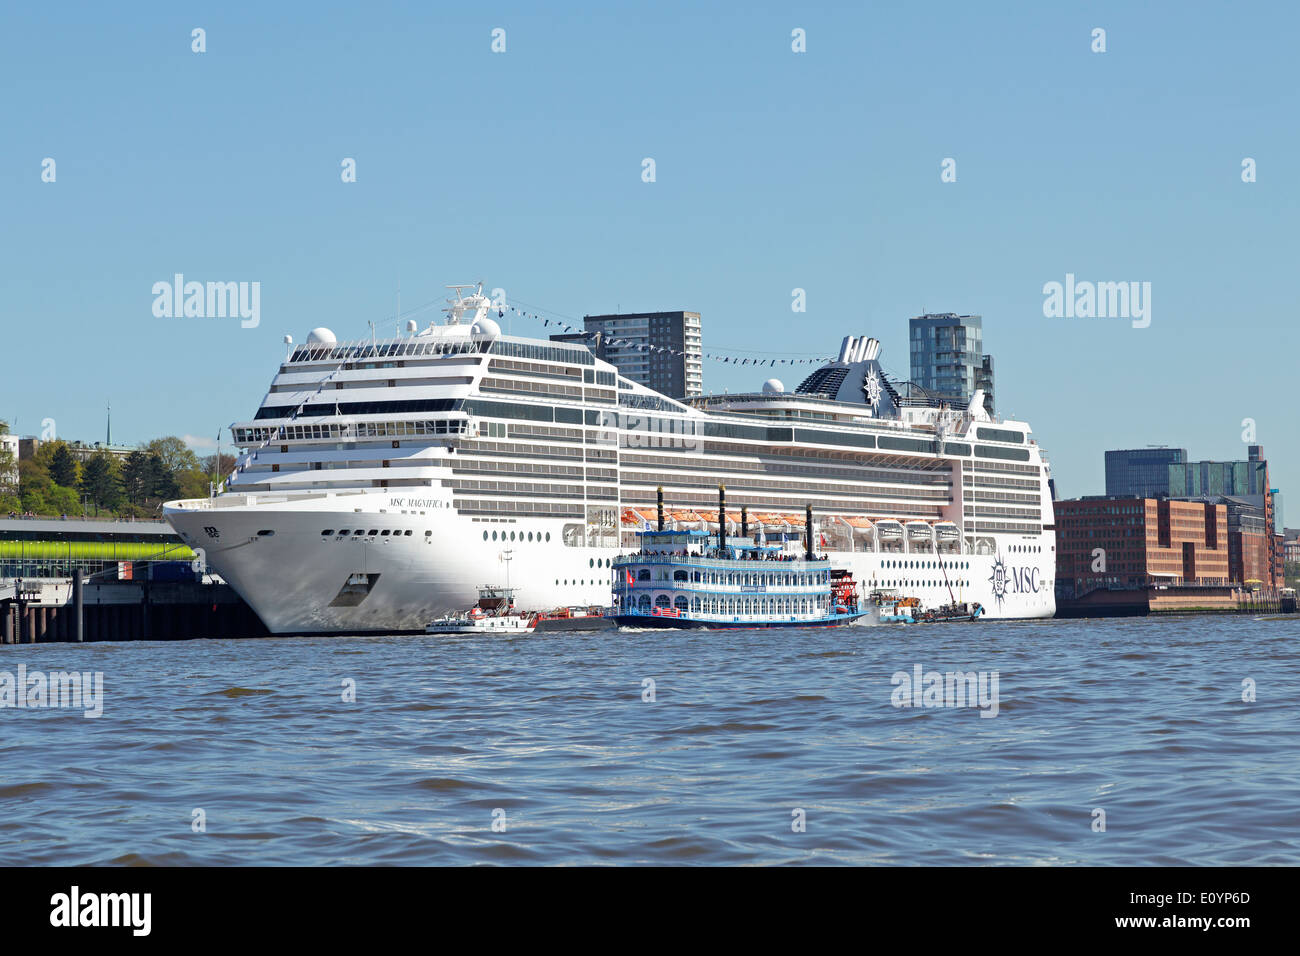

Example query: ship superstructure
[165,285,1056,633]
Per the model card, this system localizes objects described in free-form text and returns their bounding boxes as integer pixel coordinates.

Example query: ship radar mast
[443,281,491,326]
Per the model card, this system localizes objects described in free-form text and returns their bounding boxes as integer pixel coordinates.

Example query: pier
[1055,583,1293,618]
[0,514,267,642]
[0,575,268,643]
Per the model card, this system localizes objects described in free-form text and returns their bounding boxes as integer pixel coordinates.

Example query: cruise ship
[164,284,1057,633]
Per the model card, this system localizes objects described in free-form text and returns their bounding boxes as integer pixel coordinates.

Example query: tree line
[0,423,235,518]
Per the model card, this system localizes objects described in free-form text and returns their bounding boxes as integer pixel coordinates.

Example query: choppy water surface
[1,616,1297,865]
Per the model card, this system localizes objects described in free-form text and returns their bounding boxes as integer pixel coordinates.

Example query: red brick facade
[1054,498,1230,593]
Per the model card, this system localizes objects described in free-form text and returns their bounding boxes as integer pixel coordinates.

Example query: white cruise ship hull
[166,493,615,634]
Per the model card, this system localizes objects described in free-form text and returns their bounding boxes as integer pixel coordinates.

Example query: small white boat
[426,586,537,635]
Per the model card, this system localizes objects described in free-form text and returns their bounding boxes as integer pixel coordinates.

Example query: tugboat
[870,591,921,624]
[426,549,537,635]
[915,601,984,623]
[609,493,866,629]
[866,590,984,624]
[425,585,538,635]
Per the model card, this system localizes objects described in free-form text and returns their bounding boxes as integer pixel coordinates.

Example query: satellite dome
[762,378,785,394]
[471,316,501,338]
[306,327,337,346]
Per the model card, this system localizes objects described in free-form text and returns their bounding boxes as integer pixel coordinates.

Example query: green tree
[146,453,180,504]
[146,437,201,475]
[18,459,54,514]
[47,483,81,516]
[178,467,209,500]
[80,450,124,512]
[121,450,151,504]
[49,442,79,487]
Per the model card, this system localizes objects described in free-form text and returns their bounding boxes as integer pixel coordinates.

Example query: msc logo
[203,526,220,539]
[988,554,1040,608]
[988,555,1009,607]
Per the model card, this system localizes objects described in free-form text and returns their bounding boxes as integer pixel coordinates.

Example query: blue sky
[2,1,1296,506]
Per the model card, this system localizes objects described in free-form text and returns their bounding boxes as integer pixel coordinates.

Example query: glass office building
[1104,448,1188,497]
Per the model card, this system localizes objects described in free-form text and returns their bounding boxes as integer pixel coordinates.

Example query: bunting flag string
[498,303,832,366]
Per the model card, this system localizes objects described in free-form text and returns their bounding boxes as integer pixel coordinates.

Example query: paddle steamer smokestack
[656,486,664,532]
[741,506,748,542]
[805,504,814,561]
[717,485,726,554]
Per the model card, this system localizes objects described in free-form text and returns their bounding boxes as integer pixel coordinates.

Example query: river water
[1,616,1297,865]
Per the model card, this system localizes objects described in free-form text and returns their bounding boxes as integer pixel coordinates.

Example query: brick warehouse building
[1054,497,1230,596]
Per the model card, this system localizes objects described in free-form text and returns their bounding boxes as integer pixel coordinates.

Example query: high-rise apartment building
[908,314,994,415]
[553,311,702,398]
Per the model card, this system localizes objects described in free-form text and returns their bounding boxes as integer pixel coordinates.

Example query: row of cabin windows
[633,568,827,587]
[484,529,551,543]
[635,594,822,616]
[881,580,971,589]
[320,529,431,537]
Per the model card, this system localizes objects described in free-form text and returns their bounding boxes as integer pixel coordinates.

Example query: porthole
[492,531,498,541]
[381,529,391,536]
[545,532,551,542]
[339,530,351,536]
[483,531,489,541]
[321,530,333,536]
[528,532,534,542]
[404,530,412,536]
[589,558,594,568]
[368,529,378,536]
[424,530,432,537]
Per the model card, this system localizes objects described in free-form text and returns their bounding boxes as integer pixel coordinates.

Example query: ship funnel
[837,336,881,363]
[741,506,748,542]
[656,486,664,532]
[805,504,814,560]
[717,485,726,554]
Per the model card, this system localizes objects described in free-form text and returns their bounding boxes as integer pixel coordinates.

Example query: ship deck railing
[617,581,828,595]
[166,488,372,511]
[617,609,842,624]
[614,553,829,568]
